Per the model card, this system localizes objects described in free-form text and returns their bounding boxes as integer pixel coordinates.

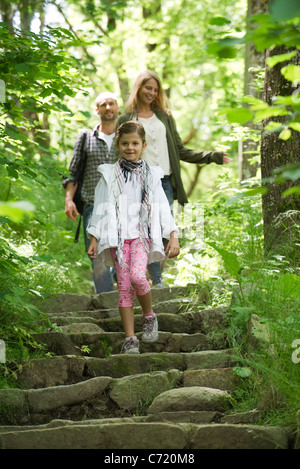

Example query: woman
[117,70,232,286]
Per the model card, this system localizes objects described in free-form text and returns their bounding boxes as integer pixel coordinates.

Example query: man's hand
[65,182,78,221]
[65,198,79,221]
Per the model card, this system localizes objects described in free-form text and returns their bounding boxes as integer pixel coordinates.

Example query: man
[64,91,120,293]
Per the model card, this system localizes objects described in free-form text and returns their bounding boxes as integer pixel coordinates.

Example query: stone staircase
[0,286,296,449]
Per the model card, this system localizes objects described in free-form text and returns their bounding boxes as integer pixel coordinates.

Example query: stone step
[38,286,204,314]
[0,409,263,432]
[3,282,296,450]
[45,298,195,320]
[32,330,228,358]
[0,368,241,425]
[16,349,237,389]
[0,420,291,449]
[46,307,229,335]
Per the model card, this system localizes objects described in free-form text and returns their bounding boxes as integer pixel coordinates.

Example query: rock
[32,332,80,356]
[148,387,230,414]
[183,307,229,333]
[145,410,221,424]
[0,422,188,449]
[17,356,87,388]
[182,368,240,391]
[27,376,112,412]
[167,332,210,352]
[61,323,104,334]
[0,421,290,450]
[220,409,261,424]
[189,424,290,449]
[84,353,186,379]
[0,389,29,425]
[184,349,236,369]
[36,293,93,314]
[109,370,181,412]
[90,287,188,310]
[248,313,272,350]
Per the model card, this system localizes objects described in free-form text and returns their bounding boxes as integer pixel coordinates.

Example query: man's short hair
[95,91,118,105]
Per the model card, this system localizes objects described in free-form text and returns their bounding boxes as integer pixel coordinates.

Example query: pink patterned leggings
[110,238,151,307]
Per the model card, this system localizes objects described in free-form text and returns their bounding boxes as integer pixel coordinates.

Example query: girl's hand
[165,232,180,258]
[87,237,97,259]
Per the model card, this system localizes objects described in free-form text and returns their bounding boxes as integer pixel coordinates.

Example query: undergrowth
[1,169,299,429]
[165,174,300,427]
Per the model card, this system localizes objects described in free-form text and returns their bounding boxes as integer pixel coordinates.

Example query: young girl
[87,121,180,354]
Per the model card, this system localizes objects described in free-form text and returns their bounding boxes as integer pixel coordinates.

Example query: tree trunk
[261,46,300,263]
[142,1,171,97]
[0,0,15,30]
[241,0,269,181]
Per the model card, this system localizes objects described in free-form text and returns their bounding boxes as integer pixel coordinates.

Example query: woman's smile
[138,78,159,107]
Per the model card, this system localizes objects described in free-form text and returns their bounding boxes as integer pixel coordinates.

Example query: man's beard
[102,112,117,121]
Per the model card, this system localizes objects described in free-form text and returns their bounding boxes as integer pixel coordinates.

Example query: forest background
[0,0,300,426]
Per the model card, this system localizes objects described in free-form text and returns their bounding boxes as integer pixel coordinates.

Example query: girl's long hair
[125,70,169,113]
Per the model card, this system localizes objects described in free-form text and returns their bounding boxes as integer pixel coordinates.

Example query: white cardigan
[87,163,177,266]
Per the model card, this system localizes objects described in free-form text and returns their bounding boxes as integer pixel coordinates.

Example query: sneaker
[142,314,158,343]
[121,336,140,354]
[152,282,165,289]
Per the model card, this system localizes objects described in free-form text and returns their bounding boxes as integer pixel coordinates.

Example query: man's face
[96,97,119,121]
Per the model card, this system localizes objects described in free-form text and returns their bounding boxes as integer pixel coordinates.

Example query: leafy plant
[101,339,113,358]
[206,242,245,303]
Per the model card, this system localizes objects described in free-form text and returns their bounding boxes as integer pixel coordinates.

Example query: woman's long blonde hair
[125,70,169,113]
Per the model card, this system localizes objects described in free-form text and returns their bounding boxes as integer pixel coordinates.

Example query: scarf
[111,158,153,265]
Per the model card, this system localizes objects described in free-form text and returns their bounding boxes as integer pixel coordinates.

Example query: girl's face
[138,78,159,107]
[117,132,147,163]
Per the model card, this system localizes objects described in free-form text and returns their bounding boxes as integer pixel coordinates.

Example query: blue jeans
[83,204,115,294]
[148,176,174,285]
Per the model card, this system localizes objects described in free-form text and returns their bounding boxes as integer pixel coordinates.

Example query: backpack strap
[74,215,82,244]
[73,130,88,182]
[73,130,88,243]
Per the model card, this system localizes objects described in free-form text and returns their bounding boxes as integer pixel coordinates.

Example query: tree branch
[54,2,98,73]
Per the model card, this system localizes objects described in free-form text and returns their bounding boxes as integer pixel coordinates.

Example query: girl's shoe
[142,314,158,343]
[121,336,140,354]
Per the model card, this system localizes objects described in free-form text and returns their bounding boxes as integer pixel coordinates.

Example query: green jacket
[117,110,224,205]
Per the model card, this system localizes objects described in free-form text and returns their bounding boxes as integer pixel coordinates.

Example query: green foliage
[208,1,300,149]
[229,264,300,425]
[0,234,50,384]
[101,339,113,358]
[0,0,299,427]
[166,169,299,425]
[0,22,87,128]
[270,0,300,23]
[206,241,244,299]
[0,19,94,380]
[169,172,264,304]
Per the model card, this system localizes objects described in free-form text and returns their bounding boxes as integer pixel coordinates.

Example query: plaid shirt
[63,125,116,205]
